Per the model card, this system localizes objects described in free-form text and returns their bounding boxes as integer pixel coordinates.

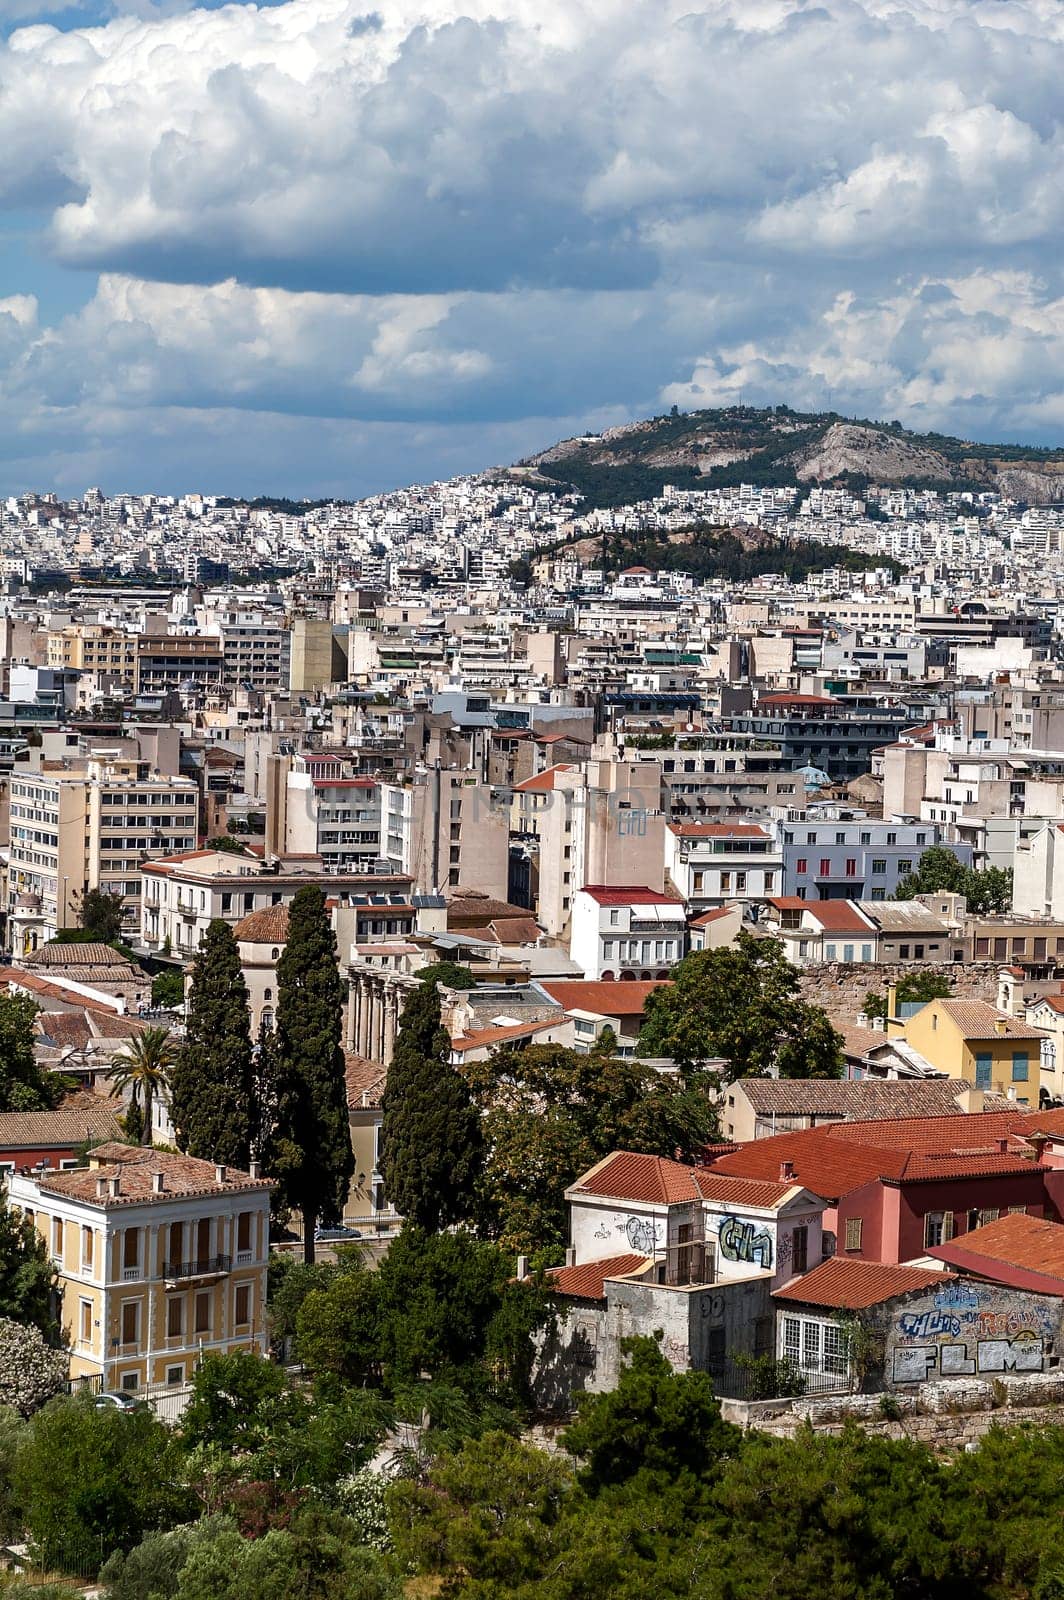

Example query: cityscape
[5,0,1064,1589]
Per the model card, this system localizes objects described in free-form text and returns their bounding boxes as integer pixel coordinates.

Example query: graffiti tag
[898,1310,961,1340]
[891,1335,1044,1385]
[624,1216,662,1254]
[717,1214,773,1270]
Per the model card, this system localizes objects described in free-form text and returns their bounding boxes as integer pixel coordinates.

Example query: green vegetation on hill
[603,523,903,582]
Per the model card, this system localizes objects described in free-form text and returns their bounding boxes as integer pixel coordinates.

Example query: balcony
[164,1254,230,1282]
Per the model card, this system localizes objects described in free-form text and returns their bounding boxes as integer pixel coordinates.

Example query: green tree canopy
[273,888,353,1261]
[638,933,845,1080]
[895,845,1013,914]
[379,982,483,1232]
[169,920,255,1168]
[72,886,126,943]
[561,1336,741,1492]
[421,961,476,990]
[462,1039,714,1254]
[106,1026,178,1147]
[151,970,185,1010]
[0,1193,59,1341]
[0,992,65,1112]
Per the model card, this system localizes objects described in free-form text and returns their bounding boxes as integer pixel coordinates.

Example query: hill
[513,407,1064,510]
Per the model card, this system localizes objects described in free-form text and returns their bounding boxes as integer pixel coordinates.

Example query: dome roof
[797,763,831,789]
[234,904,290,944]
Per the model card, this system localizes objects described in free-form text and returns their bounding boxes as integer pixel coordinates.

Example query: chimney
[96,1175,108,1198]
[108,1175,120,1197]
[516,1254,528,1281]
[995,1018,1008,1035]
[215,1164,227,1184]
[249,1159,260,1180]
[779,1159,795,1182]
[565,1246,577,1266]
[1031,1134,1049,1164]
[152,1171,165,1194]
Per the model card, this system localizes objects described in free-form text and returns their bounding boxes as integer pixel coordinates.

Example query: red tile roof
[709,1111,1034,1200]
[546,1254,651,1300]
[234,904,289,943]
[514,764,574,793]
[668,823,771,839]
[759,693,837,706]
[571,1150,799,1209]
[805,902,875,934]
[31,1145,274,1206]
[580,885,680,906]
[774,1257,954,1310]
[450,1018,561,1055]
[928,1212,1064,1288]
[537,979,669,1016]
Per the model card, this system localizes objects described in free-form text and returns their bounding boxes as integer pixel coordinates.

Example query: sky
[3,0,1064,497]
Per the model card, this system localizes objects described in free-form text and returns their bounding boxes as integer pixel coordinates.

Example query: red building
[708,1111,1064,1263]
[0,1097,123,1179]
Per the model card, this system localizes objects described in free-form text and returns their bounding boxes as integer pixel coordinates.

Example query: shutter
[942,1210,955,1243]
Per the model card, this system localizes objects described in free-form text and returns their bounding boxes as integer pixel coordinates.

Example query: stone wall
[722,1369,1064,1451]
[798,961,1001,1026]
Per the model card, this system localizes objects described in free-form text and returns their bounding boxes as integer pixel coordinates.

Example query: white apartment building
[665,822,783,910]
[569,885,687,982]
[8,756,199,945]
[381,771,510,898]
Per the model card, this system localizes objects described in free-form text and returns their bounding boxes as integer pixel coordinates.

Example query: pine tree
[169,919,255,1167]
[273,887,353,1262]
[380,980,483,1232]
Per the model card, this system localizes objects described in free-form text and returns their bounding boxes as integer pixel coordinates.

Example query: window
[860,831,871,846]
[121,1301,139,1346]
[844,1217,862,1252]
[166,1364,185,1386]
[861,944,873,962]
[720,872,731,892]
[609,910,620,927]
[796,857,807,875]
[819,858,831,877]
[791,1226,808,1275]
[923,1211,954,1248]
[237,1212,252,1255]
[79,1299,92,1345]
[120,1371,139,1392]
[195,1293,210,1335]
[235,1284,252,1326]
[978,1208,1001,1227]
[975,1052,992,1090]
[825,944,836,960]
[81,1225,94,1270]
[1012,1052,1030,1083]
[782,1314,849,1378]
[735,872,747,892]
[835,831,846,845]
[870,859,887,875]
[167,1296,184,1338]
[899,944,910,960]
[843,944,854,962]
[845,858,857,877]
[52,1218,63,1259]
[123,1228,139,1275]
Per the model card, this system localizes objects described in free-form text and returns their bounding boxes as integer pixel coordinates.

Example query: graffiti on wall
[890,1280,1059,1384]
[717,1214,773,1270]
[624,1216,663,1254]
[892,1335,1044,1384]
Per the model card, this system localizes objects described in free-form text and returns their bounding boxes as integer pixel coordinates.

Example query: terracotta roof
[1030,995,1064,1017]
[580,885,681,907]
[537,979,669,1016]
[486,917,543,945]
[805,902,875,934]
[928,1212,1064,1290]
[450,1018,562,1055]
[759,693,837,706]
[0,1097,123,1151]
[514,764,574,794]
[546,1254,650,1300]
[24,943,135,970]
[767,897,809,911]
[710,1111,1033,1200]
[30,1145,274,1206]
[734,1077,995,1120]
[774,1257,954,1310]
[345,1053,386,1109]
[234,904,290,943]
[1016,1107,1064,1139]
[690,907,740,926]
[933,1000,1045,1041]
[570,1150,799,1209]
[668,823,771,839]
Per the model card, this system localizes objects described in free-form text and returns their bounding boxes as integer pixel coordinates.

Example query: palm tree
[106,1027,178,1147]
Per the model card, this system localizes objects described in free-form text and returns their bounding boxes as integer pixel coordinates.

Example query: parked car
[313,1224,363,1242]
[94,1390,145,1412]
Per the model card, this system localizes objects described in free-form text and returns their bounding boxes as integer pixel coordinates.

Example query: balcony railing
[164,1254,230,1280]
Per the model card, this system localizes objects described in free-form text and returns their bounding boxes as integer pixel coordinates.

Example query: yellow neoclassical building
[8,1145,274,1392]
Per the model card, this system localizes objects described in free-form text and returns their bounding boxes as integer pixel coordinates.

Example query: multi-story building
[774,815,967,901]
[266,753,383,871]
[665,821,783,910]
[381,769,510,898]
[569,884,687,981]
[8,755,199,941]
[140,849,416,959]
[135,636,224,696]
[728,694,917,781]
[8,1144,273,1392]
[47,624,138,682]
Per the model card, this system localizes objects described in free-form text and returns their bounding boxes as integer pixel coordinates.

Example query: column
[357,977,372,1057]
[382,986,397,1065]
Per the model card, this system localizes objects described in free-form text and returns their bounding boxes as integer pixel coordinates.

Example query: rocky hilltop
[514,407,1064,510]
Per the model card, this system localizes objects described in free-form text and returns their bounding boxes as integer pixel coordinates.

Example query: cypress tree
[380,980,483,1232]
[273,887,353,1262]
[169,919,255,1167]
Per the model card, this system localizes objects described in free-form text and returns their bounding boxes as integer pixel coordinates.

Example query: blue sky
[3,0,1064,498]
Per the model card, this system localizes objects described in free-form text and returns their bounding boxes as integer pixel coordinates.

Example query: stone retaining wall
[798,961,1001,1025]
